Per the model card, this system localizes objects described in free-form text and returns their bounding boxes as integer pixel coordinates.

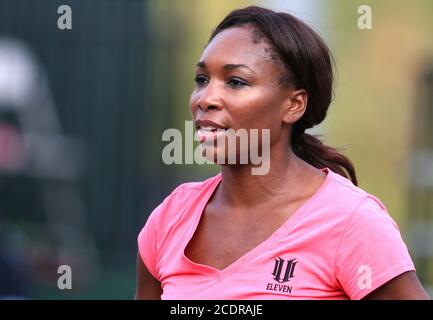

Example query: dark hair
[209,6,358,186]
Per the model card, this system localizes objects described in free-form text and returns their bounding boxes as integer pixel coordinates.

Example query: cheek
[229,90,282,130]
[189,92,199,114]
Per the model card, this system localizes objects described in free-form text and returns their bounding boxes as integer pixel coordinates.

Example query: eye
[194,75,208,87]
[227,77,248,88]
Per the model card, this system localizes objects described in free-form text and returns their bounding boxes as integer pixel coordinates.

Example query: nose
[196,81,223,111]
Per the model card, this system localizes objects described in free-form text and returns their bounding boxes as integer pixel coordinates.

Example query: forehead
[199,26,272,68]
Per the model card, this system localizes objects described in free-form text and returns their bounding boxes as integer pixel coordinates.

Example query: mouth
[195,119,229,143]
[197,126,228,132]
[195,119,228,131]
[196,127,228,143]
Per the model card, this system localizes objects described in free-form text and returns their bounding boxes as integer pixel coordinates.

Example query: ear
[282,89,308,125]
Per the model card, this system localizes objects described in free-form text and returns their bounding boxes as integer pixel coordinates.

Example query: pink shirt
[138,168,415,300]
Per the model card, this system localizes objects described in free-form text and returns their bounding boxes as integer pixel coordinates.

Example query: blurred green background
[0,0,432,299]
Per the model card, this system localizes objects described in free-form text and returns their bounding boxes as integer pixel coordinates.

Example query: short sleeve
[137,201,164,280]
[335,195,415,300]
[137,183,192,281]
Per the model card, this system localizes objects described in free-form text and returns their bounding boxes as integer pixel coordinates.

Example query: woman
[136,6,429,300]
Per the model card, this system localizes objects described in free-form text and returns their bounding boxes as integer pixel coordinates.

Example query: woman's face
[189,26,304,164]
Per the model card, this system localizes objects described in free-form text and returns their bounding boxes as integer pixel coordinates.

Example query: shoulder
[328,173,415,299]
[143,173,221,229]
[325,169,387,213]
[315,169,398,239]
[160,173,221,210]
[324,170,410,258]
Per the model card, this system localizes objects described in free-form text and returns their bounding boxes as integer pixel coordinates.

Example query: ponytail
[292,132,358,186]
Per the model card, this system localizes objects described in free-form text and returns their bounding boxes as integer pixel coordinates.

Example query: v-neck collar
[181,167,332,281]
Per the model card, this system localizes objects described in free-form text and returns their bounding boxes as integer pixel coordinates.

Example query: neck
[218,146,310,210]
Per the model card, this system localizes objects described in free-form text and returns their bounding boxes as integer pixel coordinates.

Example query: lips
[195,119,228,143]
[195,119,228,130]
[197,127,227,143]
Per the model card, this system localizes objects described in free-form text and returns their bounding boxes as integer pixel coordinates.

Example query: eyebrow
[196,61,256,74]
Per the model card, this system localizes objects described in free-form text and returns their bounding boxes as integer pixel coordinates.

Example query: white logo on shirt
[357,264,372,289]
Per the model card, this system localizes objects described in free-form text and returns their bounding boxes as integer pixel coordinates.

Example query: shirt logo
[272,257,297,283]
[266,257,298,294]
